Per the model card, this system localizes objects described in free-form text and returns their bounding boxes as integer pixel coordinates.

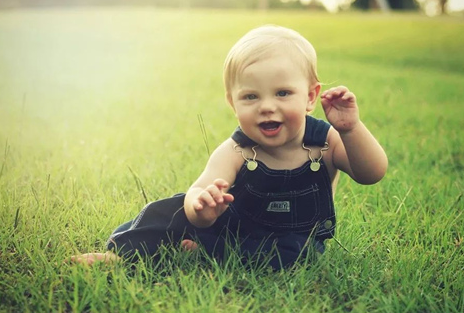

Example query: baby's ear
[307,83,321,112]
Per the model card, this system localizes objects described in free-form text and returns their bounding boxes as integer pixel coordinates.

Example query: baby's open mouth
[259,121,282,130]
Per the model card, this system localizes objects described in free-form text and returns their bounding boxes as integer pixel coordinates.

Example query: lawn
[0,7,463,312]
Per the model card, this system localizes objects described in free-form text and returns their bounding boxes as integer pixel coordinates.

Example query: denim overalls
[107,116,336,269]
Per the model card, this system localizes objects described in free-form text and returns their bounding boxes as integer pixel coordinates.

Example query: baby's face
[228,52,316,148]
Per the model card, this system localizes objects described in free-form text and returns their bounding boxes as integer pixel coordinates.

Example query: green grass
[1,7,463,312]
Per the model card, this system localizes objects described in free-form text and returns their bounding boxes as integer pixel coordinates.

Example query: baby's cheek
[286,112,305,126]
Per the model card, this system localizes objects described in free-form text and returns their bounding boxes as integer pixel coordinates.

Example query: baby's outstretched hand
[320,86,360,134]
[192,178,234,226]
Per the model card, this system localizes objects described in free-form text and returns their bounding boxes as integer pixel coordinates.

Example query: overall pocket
[233,183,321,230]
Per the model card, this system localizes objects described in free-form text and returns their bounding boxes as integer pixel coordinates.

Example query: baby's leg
[68,251,121,265]
[68,240,198,265]
[68,195,198,265]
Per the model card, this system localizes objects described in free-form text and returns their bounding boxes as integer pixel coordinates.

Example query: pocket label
[266,201,290,213]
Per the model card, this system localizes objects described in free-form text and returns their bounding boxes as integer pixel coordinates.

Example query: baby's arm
[321,86,388,184]
[184,139,242,228]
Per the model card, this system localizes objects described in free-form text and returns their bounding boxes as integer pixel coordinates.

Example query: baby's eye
[245,94,258,100]
[276,90,290,97]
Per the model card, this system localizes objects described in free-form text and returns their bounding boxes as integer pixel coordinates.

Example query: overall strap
[302,115,331,146]
[231,115,331,147]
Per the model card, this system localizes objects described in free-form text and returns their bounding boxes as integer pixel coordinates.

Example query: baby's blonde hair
[223,25,319,94]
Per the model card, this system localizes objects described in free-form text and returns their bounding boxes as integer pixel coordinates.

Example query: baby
[71,25,387,269]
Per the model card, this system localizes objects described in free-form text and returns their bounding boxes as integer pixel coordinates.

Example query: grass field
[1,7,463,312]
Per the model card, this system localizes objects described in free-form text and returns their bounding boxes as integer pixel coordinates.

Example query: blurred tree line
[0,0,418,10]
[1,0,456,15]
[353,0,417,9]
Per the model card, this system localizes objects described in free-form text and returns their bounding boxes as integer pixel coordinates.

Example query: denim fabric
[107,116,335,269]
[226,159,336,239]
[228,115,336,239]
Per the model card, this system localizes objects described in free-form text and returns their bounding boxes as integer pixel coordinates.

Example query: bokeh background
[1,0,464,15]
[0,1,463,312]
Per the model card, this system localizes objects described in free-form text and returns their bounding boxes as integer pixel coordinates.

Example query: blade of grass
[197,114,210,157]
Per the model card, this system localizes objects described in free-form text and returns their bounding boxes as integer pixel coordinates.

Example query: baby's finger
[206,184,224,204]
[341,91,356,102]
[322,86,349,99]
[192,199,204,211]
[223,193,234,204]
[331,88,346,99]
[334,85,348,93]
[213,178,229,190]
[201,188,218,207]
[321,89,333,99]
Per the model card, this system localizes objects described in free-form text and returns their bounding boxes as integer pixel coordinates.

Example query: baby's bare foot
[181,239,198,251]
[68,251,120,265]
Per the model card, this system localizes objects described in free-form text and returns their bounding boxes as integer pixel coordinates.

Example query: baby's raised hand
[192,178,234,226]
[320,86,360,134]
